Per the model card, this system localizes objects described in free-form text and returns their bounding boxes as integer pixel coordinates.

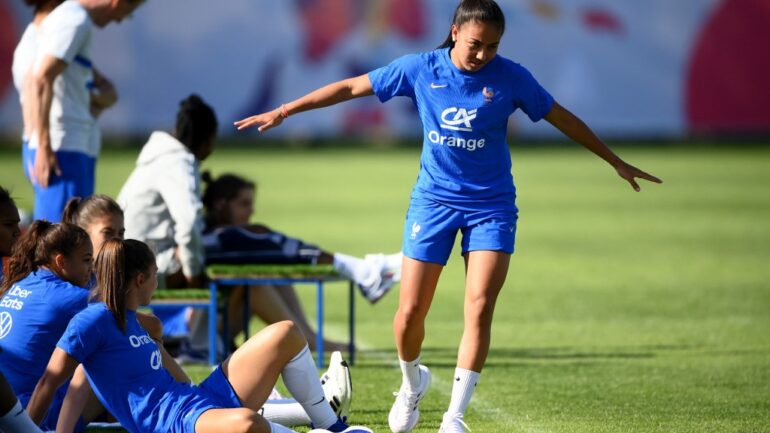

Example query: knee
[395,302,428,328]
[466,294,498,323]
[229,409,267,433]
[268,320,305,348]
[136,313,163,341]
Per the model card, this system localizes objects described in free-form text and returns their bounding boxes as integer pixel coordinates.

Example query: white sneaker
[438,412,471,432]
[320,351,352,422]
[388,365,432,433]
[359,253,402,303]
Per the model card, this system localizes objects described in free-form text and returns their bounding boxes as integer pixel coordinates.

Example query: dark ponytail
[96,239,155,332]
[174,94,218,159]
[438,0,506,49]
[0,221,90,296]
[23,0,64,13]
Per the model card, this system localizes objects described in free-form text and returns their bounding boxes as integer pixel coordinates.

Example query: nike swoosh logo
[312,396,326,406]
[14,407,24,417]
[430,83,448,89]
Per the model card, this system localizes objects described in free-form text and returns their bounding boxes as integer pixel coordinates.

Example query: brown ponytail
[95,239,155,332]
[0,221,90,296]
[62,195,123,230]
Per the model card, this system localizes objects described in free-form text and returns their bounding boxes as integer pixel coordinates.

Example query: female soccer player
[234,1,662,432]
[0,221,100,431]
[0,186,43,433]
[26,238,371,433]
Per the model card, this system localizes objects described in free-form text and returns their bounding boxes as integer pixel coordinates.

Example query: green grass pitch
[1,143,769,432]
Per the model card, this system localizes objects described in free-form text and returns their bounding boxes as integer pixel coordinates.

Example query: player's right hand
[31,144,62,188]
[233,108,284,132]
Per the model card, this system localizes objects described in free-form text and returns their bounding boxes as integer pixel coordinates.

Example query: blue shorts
[402,196,517,265]
[179,365,242,433]
[22,143,96,222]
[18,385,86,433]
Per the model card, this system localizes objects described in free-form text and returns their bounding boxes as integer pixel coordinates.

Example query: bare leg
[221,321,306,410]
[272,285,347,352]
[458,251,510,372]
[195,407,269,433]
[228,285,346,352]
[393,257,443,361]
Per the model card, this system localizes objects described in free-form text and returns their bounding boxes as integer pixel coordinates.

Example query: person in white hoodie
[118,94,211,289]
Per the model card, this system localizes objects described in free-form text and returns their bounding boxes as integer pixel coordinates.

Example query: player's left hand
[614,160,662,191]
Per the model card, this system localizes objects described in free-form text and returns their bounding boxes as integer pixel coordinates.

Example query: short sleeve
[56,309,103,363]
[368,54,422,103]
[511,65,554,122]
[40,8,90,64]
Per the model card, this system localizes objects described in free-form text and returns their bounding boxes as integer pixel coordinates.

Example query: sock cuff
[0,401,22,419]
[288,345,311,364]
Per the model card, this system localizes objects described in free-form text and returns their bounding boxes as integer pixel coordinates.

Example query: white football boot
[388,365,432,433]
[320,351,352,422]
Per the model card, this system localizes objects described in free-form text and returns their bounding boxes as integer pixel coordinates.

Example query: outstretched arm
[27,349,79,424]
[234,74,374,132]
[544,101,662,191]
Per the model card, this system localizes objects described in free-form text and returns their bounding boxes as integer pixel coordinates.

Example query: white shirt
[28,0,98,157]
[118,131,205,279]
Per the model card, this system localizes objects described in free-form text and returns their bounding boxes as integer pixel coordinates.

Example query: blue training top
[368,48,553,211]
[0,269,89,395]
[57,303,226,433]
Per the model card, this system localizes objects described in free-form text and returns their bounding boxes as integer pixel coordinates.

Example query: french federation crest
[482,86,495,103]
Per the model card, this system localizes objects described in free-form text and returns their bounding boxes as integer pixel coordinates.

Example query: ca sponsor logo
[0,312,13,339]
[440,107,477,132]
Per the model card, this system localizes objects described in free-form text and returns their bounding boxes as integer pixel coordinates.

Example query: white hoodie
[118,131,204,279]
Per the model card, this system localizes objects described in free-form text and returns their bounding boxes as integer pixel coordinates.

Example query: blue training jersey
[0,269,89,395]
[369,48,553,210]
[57,303,219,433]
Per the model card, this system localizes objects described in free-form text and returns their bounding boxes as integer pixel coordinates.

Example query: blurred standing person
[23,0,146,222]
[235,1,662,432]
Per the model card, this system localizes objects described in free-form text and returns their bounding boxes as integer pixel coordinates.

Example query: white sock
[446,368,480,415]
[399,356,422,390]
[0,401,45,433]
[333,253,376,287]
[281,345,337,429]
[269,420,300,433]
[262,399,311,427]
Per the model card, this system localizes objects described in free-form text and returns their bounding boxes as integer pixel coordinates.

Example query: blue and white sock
[0,401,45,433]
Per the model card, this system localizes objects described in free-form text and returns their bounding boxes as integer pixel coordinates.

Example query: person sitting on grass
[0,186,45,433]
[0,221,101,432]
[26,238,373,433]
